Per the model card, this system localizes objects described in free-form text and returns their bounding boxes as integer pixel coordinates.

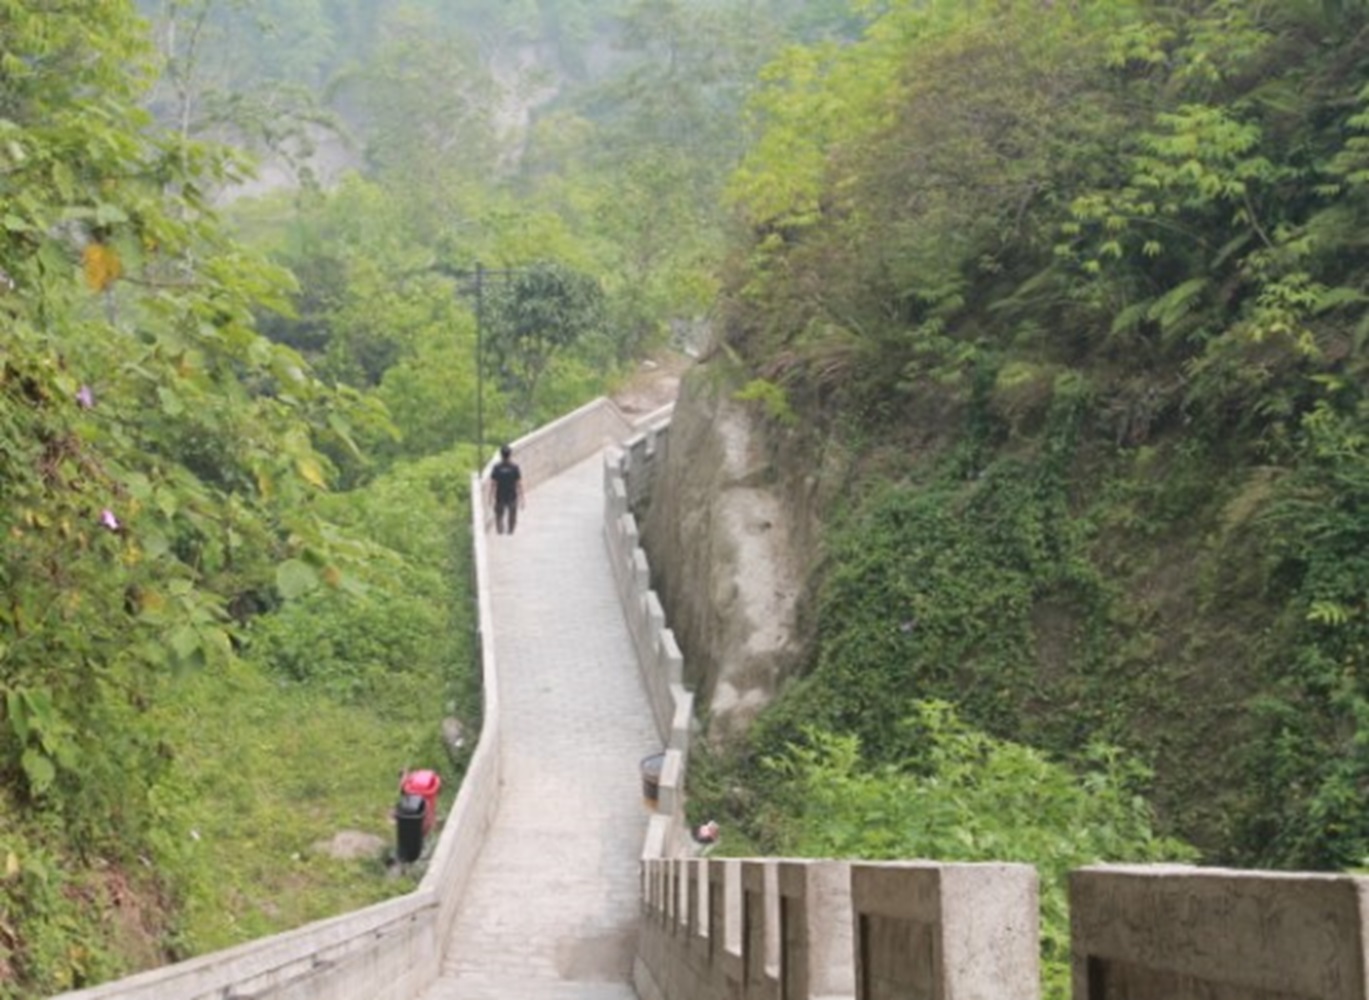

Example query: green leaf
[169,625,201,662]
[6,689,29,744]
[156,386,185,416]
[275,559,320,600]
[94,202,129,226]
[21,749,56,795]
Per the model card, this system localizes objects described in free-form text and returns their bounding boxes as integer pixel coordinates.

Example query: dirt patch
[611,351,692,419]
[314,831,387,861]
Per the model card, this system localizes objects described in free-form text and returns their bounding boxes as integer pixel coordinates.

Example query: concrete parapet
[742,862,780,1000]
[418,477,504,942]
[670,688,693,758]
[852,861,1039,1000]
[55,893,437,1000]
[1070,864,1369,1000]
[491,397,636,489]
[619,414,673,509]
[778,860,855,1000]
[603,417,697,857]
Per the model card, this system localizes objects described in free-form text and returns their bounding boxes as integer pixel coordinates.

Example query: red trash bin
[400,769,442,835]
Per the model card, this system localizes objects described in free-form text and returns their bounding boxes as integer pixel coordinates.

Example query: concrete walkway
[419,454,658,1000]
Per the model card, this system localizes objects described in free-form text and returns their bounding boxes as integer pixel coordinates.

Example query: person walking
[487,444,525,535]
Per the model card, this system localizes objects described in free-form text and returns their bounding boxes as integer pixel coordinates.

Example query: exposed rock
[442,717,466,757]
[640,366,842,742]
[315,831,387,861]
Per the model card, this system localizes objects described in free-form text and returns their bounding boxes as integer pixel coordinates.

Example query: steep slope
[643,2,1369,869]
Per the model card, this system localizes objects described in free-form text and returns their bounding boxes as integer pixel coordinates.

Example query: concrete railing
[56,397,647,1000]
[603,414,692,863]
[481,396,639,487]
[635,857,1040,1000]
[1071,865,1369,999]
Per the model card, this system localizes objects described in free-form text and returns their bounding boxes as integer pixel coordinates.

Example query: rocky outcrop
[639,367,842,743]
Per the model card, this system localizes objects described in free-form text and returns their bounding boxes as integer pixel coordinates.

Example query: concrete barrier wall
[853,861,1039,1000]
[53,871,439,1000]
[417,478,504,946]
[603,416,692,860]
[481,396,642,489]
[1070,865,1369,1000]
[637,859,1037,1000]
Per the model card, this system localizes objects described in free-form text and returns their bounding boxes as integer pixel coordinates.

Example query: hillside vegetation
[698,0,1369,880]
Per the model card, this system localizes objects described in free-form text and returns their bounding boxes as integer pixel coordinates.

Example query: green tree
[0,2,367,988]
[484,262,606,421]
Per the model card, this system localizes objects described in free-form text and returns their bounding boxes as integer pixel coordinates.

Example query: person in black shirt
[487,444,525,535]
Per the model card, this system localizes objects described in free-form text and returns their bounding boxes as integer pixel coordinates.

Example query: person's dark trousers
[495,500,517,534]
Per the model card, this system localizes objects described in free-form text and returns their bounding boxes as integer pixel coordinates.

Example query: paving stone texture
[419,454,658,1000]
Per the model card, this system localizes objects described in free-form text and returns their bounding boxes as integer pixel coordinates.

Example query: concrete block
[1071,865,1369,1000]
[660,630,684,689]
[669,688,693,756]
[742,862,781,1000]
[775,861,854,1000]
[853,861,1038,1000]
[711,861,745,989]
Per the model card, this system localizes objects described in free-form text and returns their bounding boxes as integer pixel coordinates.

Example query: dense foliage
[0,2,475,993]
[717,0,1369,873]
[744,703,1192,998]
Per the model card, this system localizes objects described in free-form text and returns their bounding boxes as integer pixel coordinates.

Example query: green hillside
[706,0,1369,874]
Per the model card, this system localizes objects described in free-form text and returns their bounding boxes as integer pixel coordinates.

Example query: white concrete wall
[54,895,437,1000]
[638,858,1039,1000]
[853,861,1039,1000]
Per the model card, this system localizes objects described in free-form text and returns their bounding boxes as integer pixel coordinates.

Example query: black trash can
[395,792,426,863]
[640,752,666,810]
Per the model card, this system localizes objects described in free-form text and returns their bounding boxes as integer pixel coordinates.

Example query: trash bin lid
[397,793,426,817]
[401,769,441,796]
[640,752,666,779]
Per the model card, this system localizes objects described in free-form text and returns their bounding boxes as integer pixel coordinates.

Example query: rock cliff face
[639,367,843,743]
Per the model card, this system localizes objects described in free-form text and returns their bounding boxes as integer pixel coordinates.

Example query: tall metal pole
[475,261,485,467]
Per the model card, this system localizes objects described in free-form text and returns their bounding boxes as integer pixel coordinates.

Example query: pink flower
[99,509,120,531]
[76,385,94,409]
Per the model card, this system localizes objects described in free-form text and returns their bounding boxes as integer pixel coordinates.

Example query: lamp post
[445,261,539,471]
[472,261,485,467]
